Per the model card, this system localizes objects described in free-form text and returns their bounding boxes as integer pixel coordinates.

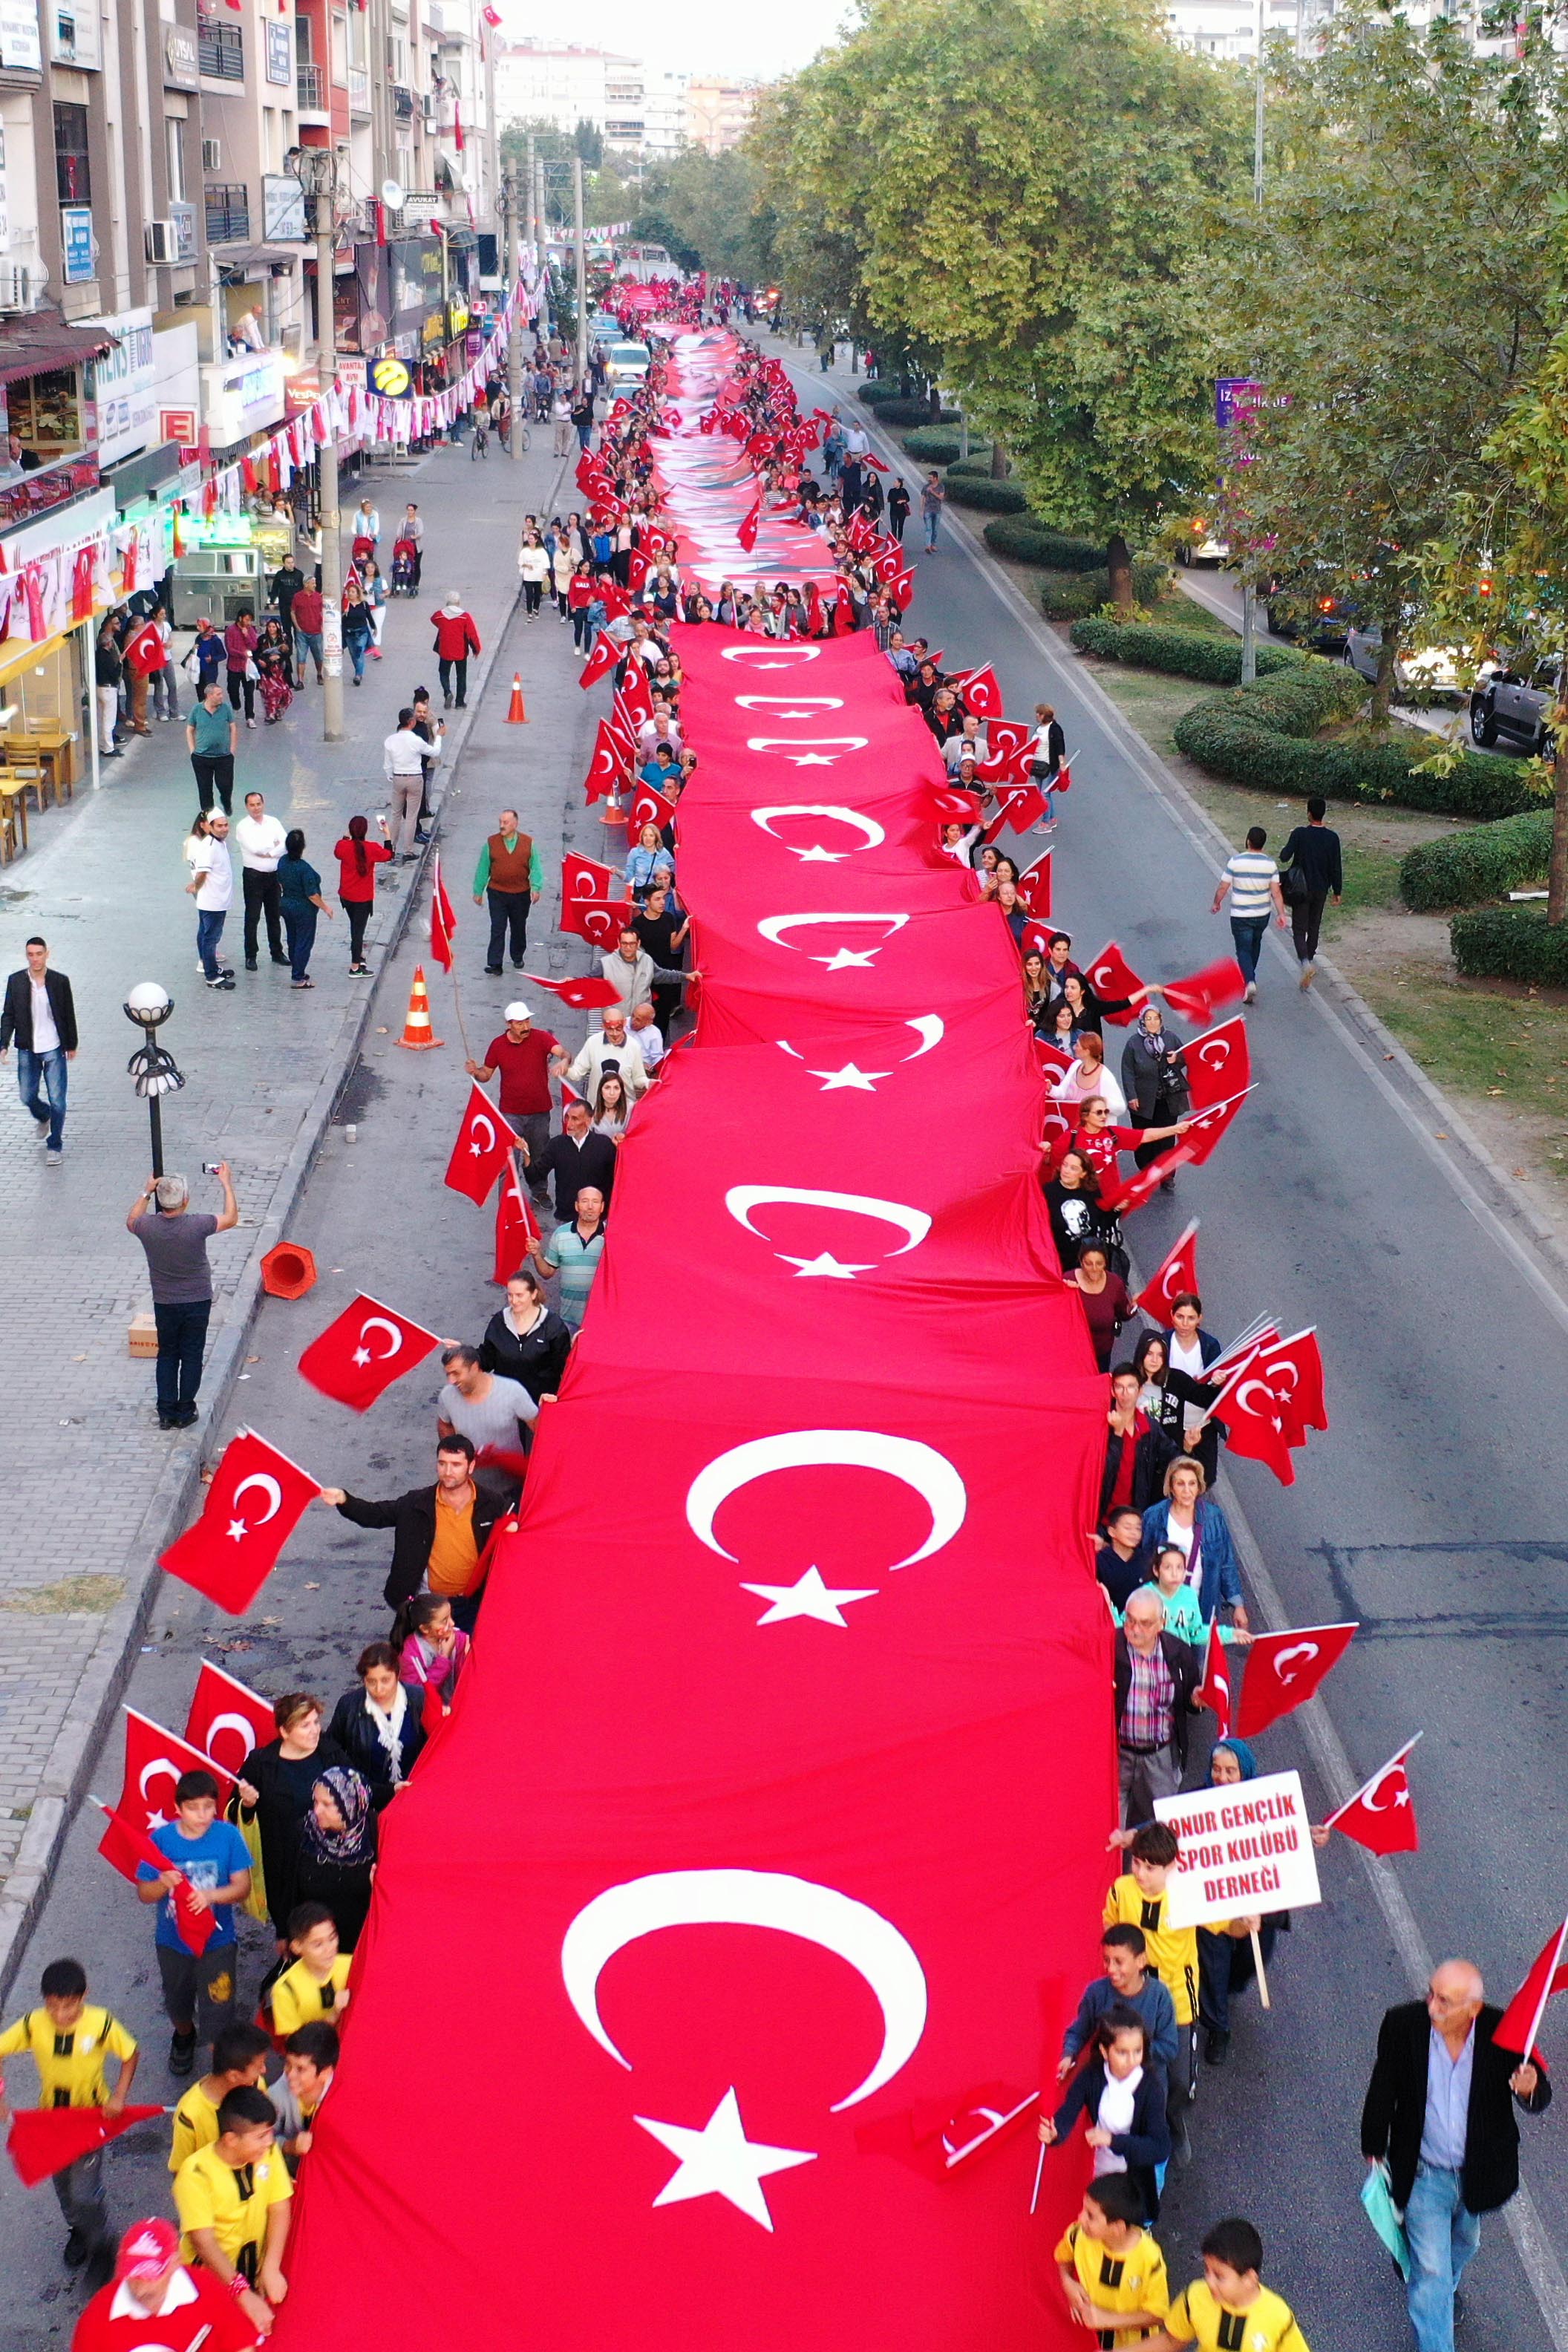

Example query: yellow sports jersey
[1055,2222,1170,2347]
[174,2143,293,2278]
[0,2006,137,2108]
[169,2081,223,2173]
[1166,2279,1310,2352]
[270,1955,351,2038]
[1102,1878,1198,2025]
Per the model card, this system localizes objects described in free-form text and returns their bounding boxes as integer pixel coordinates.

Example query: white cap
[504,1002,533,1022]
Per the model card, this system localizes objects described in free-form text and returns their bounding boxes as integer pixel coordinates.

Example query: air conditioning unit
[144,220,174,264]
[0,261,39,313]
[201,138,222,171]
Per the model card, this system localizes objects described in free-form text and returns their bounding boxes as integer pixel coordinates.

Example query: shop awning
[0,316,117,388]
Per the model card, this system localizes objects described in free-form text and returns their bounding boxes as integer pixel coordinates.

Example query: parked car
[1343,624,1466,698]
[1175,513,1229,565]
[588,314,621,346]
[607,340,651,386]
[1265,580,1353,651]
[1471,656,1560,757]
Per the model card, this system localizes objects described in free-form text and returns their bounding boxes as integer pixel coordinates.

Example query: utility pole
[1240,0,1266,687]
[506,165,525,459]
[573,153,587,388]
[295,146,344,742]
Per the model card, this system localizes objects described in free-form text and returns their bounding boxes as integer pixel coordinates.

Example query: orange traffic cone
[506,673,528,722]
[395,964,444,1051]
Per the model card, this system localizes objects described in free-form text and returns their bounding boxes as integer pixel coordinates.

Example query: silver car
[1470,657,1560,757]
[1343,624,1466,698]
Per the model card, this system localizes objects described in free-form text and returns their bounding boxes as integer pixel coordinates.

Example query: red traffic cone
[506,673,528,723]
[395,964,444,1051]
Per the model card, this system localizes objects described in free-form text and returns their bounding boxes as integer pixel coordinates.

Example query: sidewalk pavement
[0,428,577,1979]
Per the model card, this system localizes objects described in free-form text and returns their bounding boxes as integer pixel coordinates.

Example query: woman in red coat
[428,595,481,708]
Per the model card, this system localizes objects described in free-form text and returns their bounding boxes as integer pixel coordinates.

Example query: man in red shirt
[464,1001,562,1203]
[72,2216,258,2351]
[290,583,324,685]
[428,595,482,707]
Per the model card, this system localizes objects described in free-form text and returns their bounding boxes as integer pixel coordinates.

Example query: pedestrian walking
[293,1768,378,1951]
[464,1004,561,1199]
[340,577,374,685]
[133,1768,251,2071]
[1198,1739,1287,2065]
[186,682,238,817]
[278,829,334,987]
[1067,1239,1134,1370]
[471,809,542,973]
[223,608,258,726]
[517,533,549,617]
[234,789,289,972]
[185,809,236,985]
[552,388,573,457]
[270,554,306,654]
[1059,1924,1180,2085]
[1103,1821,1200,2156]
[333,812,393,974]
[534,1183,609,1334]
[1112,1587,1202,1823]
[290,579,325,685]
[319,1435,508,1626]
[1038,2010,1172,2223]
[1362,1960,1552,2352]
[429,594,481,707]
[362,557,387,656]
[1278,795,1343,989]
[1121,1004,1190,1179]
[1139,1457,1247,1630]
[325,1646,427,1805]
[171,2086,292,2325]
[1,935,76,1163]
[887,476,910,542]
[920,468,946,552]
[1150,2218,1310,2352]
[186,615,227,708]
[125,1163,238,1427]
[234,1697,351,1946]
[94,625,124,759]
[1101,1363,1179,1517]
[480,1268,572,1400]
[398,503,424,590]
[352,494,380,554]
[70,2213,258,2349]
[0,1959,140,2289]
[384,708,438,859]
[1212,825,1287,1004]
[1053,2175,1171,2343]
[255,617,294,720]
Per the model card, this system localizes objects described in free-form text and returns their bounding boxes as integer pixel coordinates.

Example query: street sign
[1215,377,1263,434]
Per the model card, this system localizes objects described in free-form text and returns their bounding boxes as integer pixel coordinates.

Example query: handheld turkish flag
[8,2106,166,2189]
[1494,1918,1568,2058]
[1016,848,1053,917]
[1054,759,1074,795]
[523,970,624,1012]
[1133,1219,1200,1322]
[494,1157,540,1284]
[1207,1348,1297,1484]
[1181,1083,1255,1166]
[985,717,1032,764]
[627,782,677,841]
[1244,1326,1328,1446]
[445,1079,522,1207]
[298,1291,442,1412]
[97,1708,235,1876]
[584,722,629,804]
[618,663,655,730]
[925,783,985,827]
[429,857,457,972]
[1195,1617,1232,1738]
[1324,1734,1423,1858]
[1235,1621,1357,1736]
[1034,1036,1073,1078]
[953,664,1003,719]
[579,631,618,690]
[1182,1015,1250,1109]
[562,850,618,906]
[121,618,163,676]
[888,567,916,610]
[858,2081,1039,2184]
[160,1431,321,1613]
[183,1659,275,1778]
[872,547,904,584]
[91,1797,216,1952]
[1083,941,1147,1022]
[981,784,1046,843]
[1098,1143,1198,1216]
[1164,956,1247,1025]
[569,896,636,954]
[606,699,641,765]
[598,581,632,624]
[737,497,762,552]
[420,1677,448,1741]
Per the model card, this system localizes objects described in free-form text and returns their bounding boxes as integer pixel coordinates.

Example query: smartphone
[201,1160,222,1176]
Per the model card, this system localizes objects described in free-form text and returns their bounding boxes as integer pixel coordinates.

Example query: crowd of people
[0,303,1552,2352]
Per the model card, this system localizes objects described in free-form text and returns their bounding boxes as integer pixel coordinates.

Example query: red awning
[0,316,117,388]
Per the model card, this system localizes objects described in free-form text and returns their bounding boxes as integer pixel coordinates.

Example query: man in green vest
[474,808,543,973]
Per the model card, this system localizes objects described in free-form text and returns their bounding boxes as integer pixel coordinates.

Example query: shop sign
[200,351,286,446]
[85,306,156,468]
[263,174,307,241]
[62,205,94,284]
[164,22,197,85]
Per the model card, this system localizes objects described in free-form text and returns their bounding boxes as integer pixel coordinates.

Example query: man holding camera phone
[125,1163,239,1430]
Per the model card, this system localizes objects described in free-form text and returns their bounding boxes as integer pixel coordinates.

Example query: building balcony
[198,20,244,79]
[297,59,327,115]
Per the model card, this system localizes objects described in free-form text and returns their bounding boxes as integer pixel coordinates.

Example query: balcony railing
[347,65,370,111]
[198,21,244,78]
[204,183,250,244]
[297,60,325,107]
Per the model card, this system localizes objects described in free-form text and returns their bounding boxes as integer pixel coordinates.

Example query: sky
[497,0,857,83]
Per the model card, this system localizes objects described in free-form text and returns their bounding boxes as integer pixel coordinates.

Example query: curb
[0,555,529,2005]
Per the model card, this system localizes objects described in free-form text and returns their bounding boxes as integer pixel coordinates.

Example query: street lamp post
[124,984,186,1178]
[290,146,345,743]
[1240,0,1268,687]
[502,162,526,460]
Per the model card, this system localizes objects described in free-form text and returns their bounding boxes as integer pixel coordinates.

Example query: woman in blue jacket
[1139,1457,1248,1630]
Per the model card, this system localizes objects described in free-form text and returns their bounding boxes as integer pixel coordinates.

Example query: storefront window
[6,368,84,462]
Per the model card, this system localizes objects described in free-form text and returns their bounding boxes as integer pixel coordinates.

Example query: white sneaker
[1244,982,1257,1004]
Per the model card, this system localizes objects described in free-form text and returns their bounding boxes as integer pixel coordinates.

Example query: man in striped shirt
[1211,825,1286,1003]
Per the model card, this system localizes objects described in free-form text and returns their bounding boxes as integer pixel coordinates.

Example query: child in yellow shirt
[1145,2217,1310,2352]
[270,1904,352,2039]
[1054,2172,1169,2347]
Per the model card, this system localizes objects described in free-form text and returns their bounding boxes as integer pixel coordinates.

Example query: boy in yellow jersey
[268,2019,339,2171]
[1146,2217,1310,2352]
[270,1904,352,2037]
[168,2019,271,2173]
[174,2084,292,2337]
[0,1956,139,2283]
[1104,1823,1198,2157]
[1055,2172,1170,2347]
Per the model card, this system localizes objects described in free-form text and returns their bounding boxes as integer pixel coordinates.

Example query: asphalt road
[1,378,1564,2352]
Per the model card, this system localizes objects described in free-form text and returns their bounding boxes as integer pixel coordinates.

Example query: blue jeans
[1229,915,1267,984]
[294,627,324,677]
[284,904,317,981]
[923,508,941,549]
[153,1298,211,1414]
[346,635,368,680]
[16,1045,67,1147]
[197,908,227,980]
[1404,2163,1482,2352]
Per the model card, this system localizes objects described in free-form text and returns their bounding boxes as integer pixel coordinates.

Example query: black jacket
[1054,2056,1171,2221]
[1120,1031,1190,1126]
[536,1128,617,1219]
[1361,2000,1552,2213]
[1,967,77,1054]
[1281,823,1342,898]
[479,1305,572,1400]
[325,1682,428,1806]
[233,1734,353,1934]
[336,1482,508,1609]
[1112,1630,1203,1764]
[1100,1417,1178,1518]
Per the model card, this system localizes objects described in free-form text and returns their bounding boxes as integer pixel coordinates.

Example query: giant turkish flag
[275,332,1113,2352]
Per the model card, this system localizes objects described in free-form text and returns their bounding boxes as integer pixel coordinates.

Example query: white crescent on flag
[229,1473,282,1533]
[468,1114,497,1157]
[685,1429,967,1571]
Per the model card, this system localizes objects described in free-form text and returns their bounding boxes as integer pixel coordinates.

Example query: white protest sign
[1153,1767,1322,1929]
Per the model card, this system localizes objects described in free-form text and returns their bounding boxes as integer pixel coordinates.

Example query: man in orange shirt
[320,1435,507,1631]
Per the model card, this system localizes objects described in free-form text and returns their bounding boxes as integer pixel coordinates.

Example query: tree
[748,0,1248,607]
[633,148,774,284]
[1212,7,1568,716]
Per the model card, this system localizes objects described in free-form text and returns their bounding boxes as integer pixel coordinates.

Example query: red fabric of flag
[444,1080,522,1207]
[1195,1618,1232,1738]
[1132,1220,1200,1322]
[430,857,457,972]
[298,1292,442,1412]
[523,970,623,1011]
[1326,1741,1422,1858]
[494,1159,540,1284]
[8,2106,166,2189]
[953,664,1002,719]
[628,783,677,840]
[580,633,618,690]
[1181,1015,1250,1108]
[1494,1919,1568,2056]
[1163,956,1247,1025]
[183,1660,276,1778]
[1235,1621,1357,1736]
[94,1801,215,1951]
[1082,941,1146,1021]
[1206,1350,1296,1485]
[160,1431,321,1612]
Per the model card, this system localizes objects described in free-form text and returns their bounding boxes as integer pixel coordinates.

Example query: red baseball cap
[116,2218,180,2281]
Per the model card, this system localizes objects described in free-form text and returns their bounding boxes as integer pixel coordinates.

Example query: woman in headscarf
[294,1765,379,1951]
[235,1695,352,1947]
[1198,1738,1290,2065]
[1121,1002,1191,1180]
[327,1642,426,1807]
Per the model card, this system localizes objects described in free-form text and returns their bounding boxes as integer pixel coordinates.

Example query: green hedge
[872,398,961,426]
[1450,903,1568,982]
[1399,811,1553,911]
[945,476,1028,514]
[949,452,1004,477]
[901,428,964,464]
[1041,561,1169,621]
[859,382,909,407]
[1172,669,1546,820]
[1069,616,1301,685]
[984,517,1107,570]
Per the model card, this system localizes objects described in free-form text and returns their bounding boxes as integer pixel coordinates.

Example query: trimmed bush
[1040,561,1169,621]
[1172,669,1545,820]
[902,428,964,464]
[1450,903,1568,983]
[984,517,1108,570]
[872,398,961,425]
[1400,811,1553,911]
[945,476,1028,514]
[1069,616,1300,685]
[859,382,908,407]
[949,452,1003,477]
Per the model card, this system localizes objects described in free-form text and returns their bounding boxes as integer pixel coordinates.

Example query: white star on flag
[794,845,846,862]
[788,753,838,766]
[782,1252,873,1280]
[352,1348,373,1366]
[822,949,877,971]
[635,2087,815,2229]
[226,1519,249,1543]
[810,1062,888,1091]
[740,1567,878,1627]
